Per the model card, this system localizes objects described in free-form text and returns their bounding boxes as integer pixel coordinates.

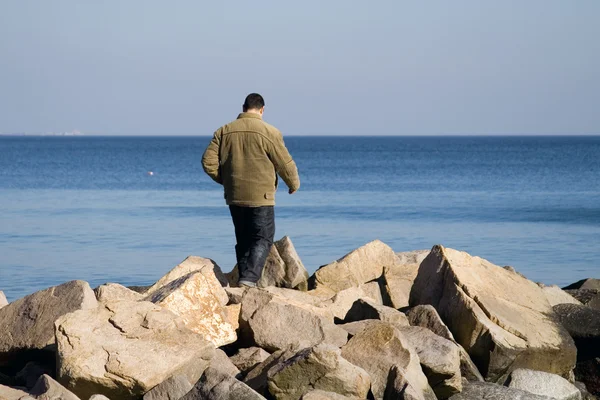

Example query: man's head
[243,93,265,116]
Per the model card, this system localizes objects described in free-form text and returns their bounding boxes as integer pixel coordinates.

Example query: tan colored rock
[343,299,409,329]
[144,271,236,347]
[267,344,371,400]
[275,236,310,290]
[30,374,81,400]
[383,250,429,309]
[384,365,436,400]
[182,367,265,400]
[94,283,143,303]
[55,300,215,400]
[143,374,192,400]
[310,240,398,293]
[89,395,111,400]
[358,281,384,305]
[0,291,7,308]
[341,323,435,399]
[225,303,241,331]
[398,326,462,398]
[0,280,97,366]
[258,245,287,288]
[224,286,246,304]
[145,256,228,305]
[211,349,241,377]
[230,347,271,376]
[301,390,352,400]
[541,285,582,307]
[410,245,577,382]
[320,286,372,321]
[0,384,30,400]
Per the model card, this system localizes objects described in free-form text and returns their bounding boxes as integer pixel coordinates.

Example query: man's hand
[289,189,297,195]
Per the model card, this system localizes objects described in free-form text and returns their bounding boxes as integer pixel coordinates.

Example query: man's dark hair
[243,93,265,111]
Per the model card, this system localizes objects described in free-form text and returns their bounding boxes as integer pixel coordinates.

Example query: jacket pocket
[264,193,274,200]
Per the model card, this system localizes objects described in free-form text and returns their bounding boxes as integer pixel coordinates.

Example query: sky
[0,1,599,136]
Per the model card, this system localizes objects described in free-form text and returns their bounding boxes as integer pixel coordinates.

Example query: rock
[244,347,298,396]
[448,381,553,399]
[212,349,241,377]
[274,236,310,290]
[225,303,241,332]
[89,395,111,400]
[343,299,409,328]
[0,384,30,400]
[321,286,376,321]
[410,245,577,382]
[127,285,151,294]
[29,374,81,400]
[398,326,462,398]
[144,271,236,347]
[564,279,600,291]
[15,361,53,389]
[574,380,598,400]
[258,245,287,288]
[230,347,271,376]
[340,322,435,399]
[309,240,398,293]
[182,367,266,400]
[225,287,247,304]
[0,280,97,367]
[267,344,371,400]
[507,368,582,400]
[405,305,483,382]
[0,291,7,308]
[142,374,193,400]
[145,256,229,304]
[55,300,215,400]
[541,285,582,307]
[262,287,327,308]
[94,283,144,303]
[384,364,437,400]
[565,289,600,310]
[574,358,599,397]
[301,390,353,400]
[358,281,384,305]
[553,304,600,360]
[383,250,429,309]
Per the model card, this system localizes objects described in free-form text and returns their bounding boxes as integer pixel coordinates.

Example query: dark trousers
[229,205,275,283]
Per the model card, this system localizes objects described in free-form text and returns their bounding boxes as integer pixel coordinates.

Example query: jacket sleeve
[202,130,223,185]
[267,131,300,192]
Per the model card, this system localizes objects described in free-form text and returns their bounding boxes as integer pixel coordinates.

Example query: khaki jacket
[202,113,300,207]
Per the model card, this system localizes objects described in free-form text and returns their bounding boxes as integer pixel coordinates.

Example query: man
[202,93,300,288]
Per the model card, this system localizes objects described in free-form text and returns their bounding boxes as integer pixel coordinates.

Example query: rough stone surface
[340,322,435,399]
[553,304,600,360]
[574,358,600,397]
[301,390,353,400]
[0,280,97,367]
[258,246,287,289]
[230,347,271,376]
[343,299,409,328]
[358,281,384,305]
[89,395,111,400]
[55,300,215,400]
[0,291,7,308]
[310,240,399,293]
[574,380,598,400]
[541,285,582,307]
[507,368,582,400]
[267,344,371,400]
[225,303,241,332]
[564,279,600,291]
[29,374,81,400]
[94,283,144,303]
[144,271,236,347]
[211,349,241,377]
[15,361,53,389]
[398,326,462,398]
[244,347,298,396]
[448,381,553,399]
[225,287,247,304]
[565,289,600,309]
[142,374,193,400]
[183,367,266,400]
[410,245,577,382]
[384,364,437,400]
[0,384,30,400]
[318,287,372,321]
[274,236,310,290]
[384,250,430,309]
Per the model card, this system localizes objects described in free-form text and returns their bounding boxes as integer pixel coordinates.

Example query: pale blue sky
[1,1,598,135]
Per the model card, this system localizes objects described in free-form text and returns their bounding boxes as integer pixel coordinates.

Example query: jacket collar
[237,112,263,120]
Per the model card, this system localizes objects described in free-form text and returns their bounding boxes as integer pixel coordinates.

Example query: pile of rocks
[0,237,598,399]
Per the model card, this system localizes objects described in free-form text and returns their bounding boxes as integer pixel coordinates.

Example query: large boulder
[143,374,193,400]
[410,245,577,382]
[0,384,29,400]
[540,285,582,307]
[340,322,435,399]
[0,280,97,367]
[320,286,380,322]
[383,250,430,309]
[211,349,241,377]
[230,347,271,376]
[182,367,266,400]
[55,300,215,400]
[244,347,299,396]
[301,390,352,400]
[309,240,398,293]
[448,381,553,399]
[29,374,81,400]
[563,279,600,291]
[144,271,236,347]
[398,326,462,398]
[94,283,144,304]
[553,304,600,360]
[384,365,436,400]
[343,299,409,328]
[274,236,310,290]
[564,289,600,309]
[507,368,582,400]
[267,344,371,399]
[574,358,599,397]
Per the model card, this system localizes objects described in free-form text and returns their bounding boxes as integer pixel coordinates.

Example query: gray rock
[565,289,600,307]
[449,381,553,399]
[244,347,298,396]
[507,369,581,400]
[398,326,462,398]
[94,283,143,303]
[266,344,370,399]
[301,390,353,400]
[211,349,241,378]
[275,236,310,290]
[30,374,81,400]
[0,280,97,367]
[55,300,215,400]
[564,279,600,291]
[383,250,429,309]
[573,381,598,400]
[0,384,30,400]
[143,374,193,400]
[230,347,271,376]
[182,367,265,400]
[0,291,7,308]
[89,396,111,400]
[410,245,577,382]
[553,304,600,359]
[574,358,600,397]
[15,361,53,389]
[343,298,409,328]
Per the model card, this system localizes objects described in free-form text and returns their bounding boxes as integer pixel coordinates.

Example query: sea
[1,135,599,302]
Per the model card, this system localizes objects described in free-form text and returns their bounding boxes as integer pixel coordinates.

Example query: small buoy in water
[147,171,154,176]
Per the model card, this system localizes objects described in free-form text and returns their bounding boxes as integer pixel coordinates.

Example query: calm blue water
[1,136,599,302]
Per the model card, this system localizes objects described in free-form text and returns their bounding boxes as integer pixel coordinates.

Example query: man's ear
[259,107,265,115]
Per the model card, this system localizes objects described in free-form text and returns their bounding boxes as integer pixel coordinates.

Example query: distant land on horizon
[1,132,598,137]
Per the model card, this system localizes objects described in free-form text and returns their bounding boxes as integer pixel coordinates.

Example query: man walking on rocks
[202,93,300,288]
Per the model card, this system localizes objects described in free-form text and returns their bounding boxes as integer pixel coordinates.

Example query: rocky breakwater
[0,237,597,400]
